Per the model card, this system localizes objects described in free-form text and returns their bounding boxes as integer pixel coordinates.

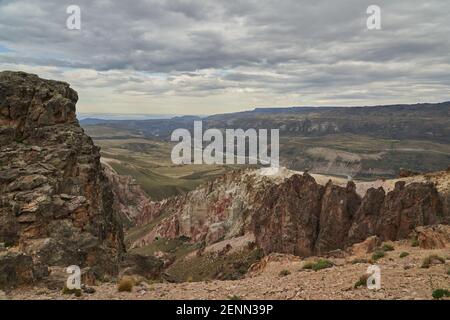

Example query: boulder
[350,236,381,256]
[414,224,450,249]
[0,252,35,289]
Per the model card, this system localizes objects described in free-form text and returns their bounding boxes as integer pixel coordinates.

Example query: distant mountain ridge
[249,101,450,114]
[81,101,450,142]
[81,100,450,180]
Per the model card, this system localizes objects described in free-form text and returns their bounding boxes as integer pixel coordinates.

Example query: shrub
[313,259,334,271]
[382,244,395,252]
[228,295,242,300]
[354,274,370,288]
[432,289,450,299]
[62,286,82,297]
[447,267,450,276]
[421,255,445,269]
[371,250,385,261]
[279,269,291,277]
[399,252,409,258]
[411,238,419,247]
[302,259,334,271]
[117,276,135,292]
[186,276,194,282]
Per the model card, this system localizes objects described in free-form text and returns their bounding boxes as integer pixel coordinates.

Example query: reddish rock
[376,182,443,241]
[415,224,450,249]
[315,181,361,254]
[0,71,124,288]
[253,173,324,256]
[348,187,386,243]
[350,236,381,256]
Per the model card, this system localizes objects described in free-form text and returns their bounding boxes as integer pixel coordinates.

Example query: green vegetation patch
[371,250,386,261]
[302,259,334,271]
[432,289,450,300]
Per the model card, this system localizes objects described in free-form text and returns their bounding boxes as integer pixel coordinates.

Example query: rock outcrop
[132,167,449,258]
[0,71,124,288]
[103,165,154,228]
[413,224,450,249]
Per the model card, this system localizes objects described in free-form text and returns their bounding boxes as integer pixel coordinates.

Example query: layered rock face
[131,170,261,248]
[103,165,154,228]
[255,175,445,256]
[133,168,449,257]
[0,71,124,288]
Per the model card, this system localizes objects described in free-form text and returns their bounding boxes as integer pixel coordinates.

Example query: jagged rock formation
[130,170,263,248]
[103,165,154,228]
[0,71,124,288]
[132,168,449,257]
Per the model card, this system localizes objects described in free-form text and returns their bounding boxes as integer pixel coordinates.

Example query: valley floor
[6,240,449,300]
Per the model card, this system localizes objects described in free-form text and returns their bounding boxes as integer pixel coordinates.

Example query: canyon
[0,71,449,299]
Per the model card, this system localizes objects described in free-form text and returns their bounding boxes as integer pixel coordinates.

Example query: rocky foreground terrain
[0,71,449,300]
[5,231,450,300]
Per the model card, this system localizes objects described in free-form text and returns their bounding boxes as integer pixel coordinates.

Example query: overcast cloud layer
[0,0,449,114]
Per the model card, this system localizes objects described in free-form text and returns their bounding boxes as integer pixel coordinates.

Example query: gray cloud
[0,0,449,114]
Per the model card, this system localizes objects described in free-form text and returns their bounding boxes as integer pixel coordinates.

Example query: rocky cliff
[132,167,450,257]
[103,164,154,228]
[0,71,124,289]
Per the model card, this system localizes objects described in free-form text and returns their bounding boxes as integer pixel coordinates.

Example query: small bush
[432,289,450,299]
[117,276,135,292]
[354,274,370,288]
[399,252,409,258]
[62,286,82,297]
[382,244,395,252]
[186,276,194,283]
[447,267,450,276]
[371,250,385,261]
[313,259,334,271]
[279,269,291,277]
[302,259,334,271]
[228,295,242,300]
[421,255,445,269]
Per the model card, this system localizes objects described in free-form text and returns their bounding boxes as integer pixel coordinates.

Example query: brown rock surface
[415,225,450,249]
[7,238,450,300]
[350,236,381,256]
[0,71,124,288]
[103,165,155,228]
[132,167,449,258]
[253,173,324,256]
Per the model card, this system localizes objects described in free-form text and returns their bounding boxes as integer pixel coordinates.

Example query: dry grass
[421,254,445,269]
[117,276,135,292]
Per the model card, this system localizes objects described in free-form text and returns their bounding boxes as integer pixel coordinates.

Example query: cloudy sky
[0,0,449,115]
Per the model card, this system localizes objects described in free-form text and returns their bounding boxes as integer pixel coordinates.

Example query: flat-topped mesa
[0,71,124,289]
